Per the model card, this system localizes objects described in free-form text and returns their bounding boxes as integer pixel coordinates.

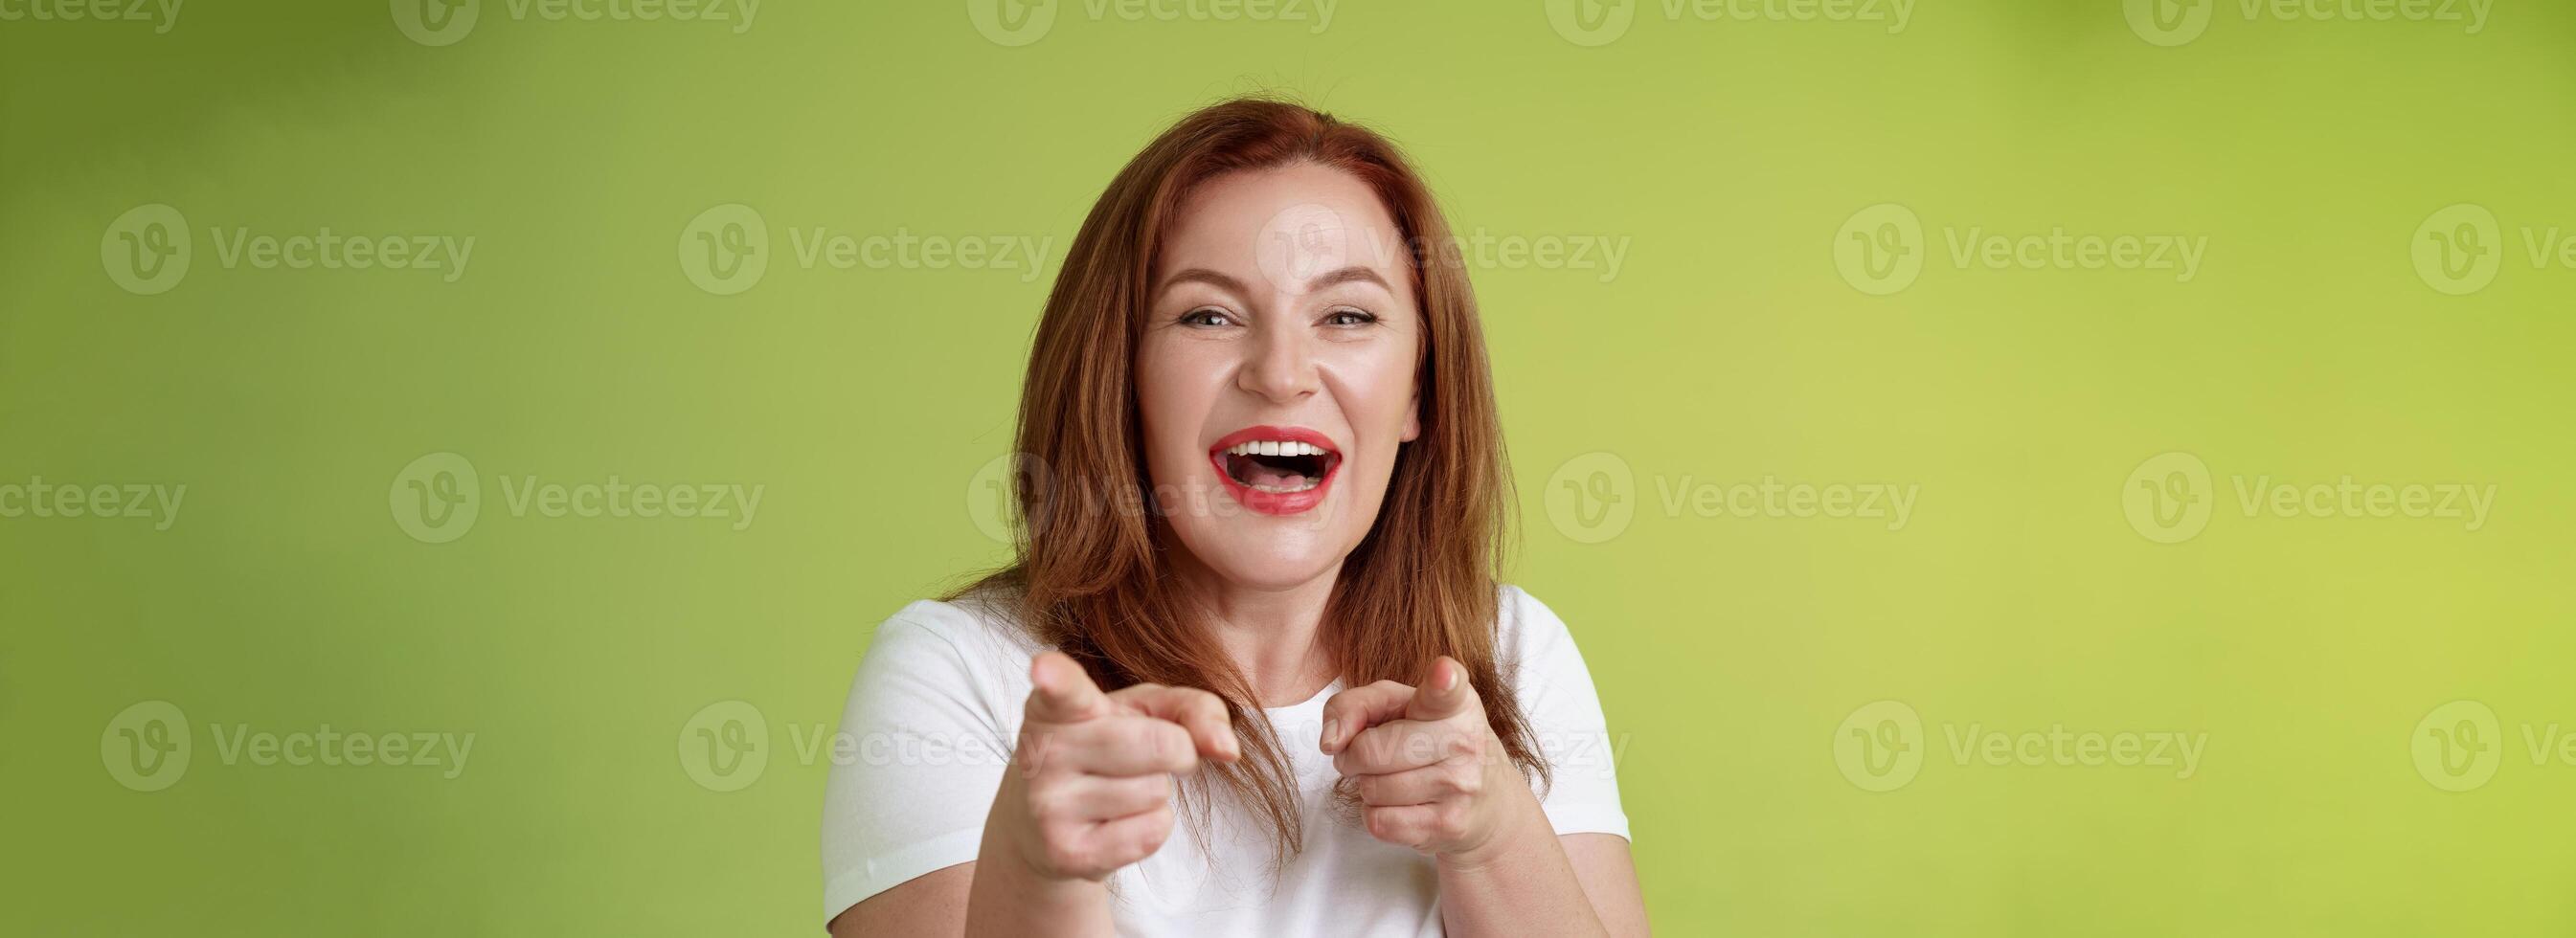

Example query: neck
[1168,548,1341,707]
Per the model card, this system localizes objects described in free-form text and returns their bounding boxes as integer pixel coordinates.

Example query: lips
[1208,425,1342,516]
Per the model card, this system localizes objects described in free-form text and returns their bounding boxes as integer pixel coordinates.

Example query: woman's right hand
[992,651,1243,882]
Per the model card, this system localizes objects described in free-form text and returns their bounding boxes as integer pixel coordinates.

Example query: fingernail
[1321,720,1340,751]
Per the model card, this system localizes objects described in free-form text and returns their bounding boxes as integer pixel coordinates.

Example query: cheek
[1133,341,1224,466]
[1326,341,1419,435]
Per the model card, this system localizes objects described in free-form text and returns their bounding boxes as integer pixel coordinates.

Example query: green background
[5,1,2573,934]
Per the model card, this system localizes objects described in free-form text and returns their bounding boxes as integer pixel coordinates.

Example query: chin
[1185,530,1348,591]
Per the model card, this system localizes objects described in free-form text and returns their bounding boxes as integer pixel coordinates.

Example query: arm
[1436,820,1647,937]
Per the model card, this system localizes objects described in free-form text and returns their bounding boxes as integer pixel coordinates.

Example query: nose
[1236,322,1320,404]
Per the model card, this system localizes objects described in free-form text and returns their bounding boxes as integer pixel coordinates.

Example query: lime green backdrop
[5,1,2572,934]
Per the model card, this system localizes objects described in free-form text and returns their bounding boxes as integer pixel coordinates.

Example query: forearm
[963,787,1117,938]
[1435,789,1610,938]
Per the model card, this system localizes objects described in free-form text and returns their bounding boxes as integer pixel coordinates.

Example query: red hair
[961,96,1543,866]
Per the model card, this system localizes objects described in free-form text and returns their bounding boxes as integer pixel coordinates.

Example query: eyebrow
[1156,265,1393,297]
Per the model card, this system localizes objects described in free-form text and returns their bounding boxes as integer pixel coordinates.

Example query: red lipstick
[1207,425,1342,516]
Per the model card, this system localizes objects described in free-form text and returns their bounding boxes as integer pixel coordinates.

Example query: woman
[822,97,1647,937]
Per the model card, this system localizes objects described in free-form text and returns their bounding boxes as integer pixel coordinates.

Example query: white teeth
[1222,439,1333,457]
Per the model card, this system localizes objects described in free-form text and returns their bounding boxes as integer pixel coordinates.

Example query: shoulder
[1493,584,1610,712]
[1494,583,1577,667]
[872,592,1047,665]
[851,593,1046,723]
[880,590,1040,649]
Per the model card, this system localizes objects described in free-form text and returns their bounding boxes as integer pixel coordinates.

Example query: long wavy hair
[958,96,1544,867]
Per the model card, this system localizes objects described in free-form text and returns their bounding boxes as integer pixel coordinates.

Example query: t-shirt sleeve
[819,604,1024,926]
[1504,587,1633,842]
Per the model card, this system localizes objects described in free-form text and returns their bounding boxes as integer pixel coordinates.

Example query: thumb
[1404,656,1477,722]
[1026,651,1109,724]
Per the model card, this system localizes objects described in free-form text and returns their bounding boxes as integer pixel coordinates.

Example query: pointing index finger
[1026,651,1109,724]
[1109,683,1243,762]
[1403,657,1479,723]
[1320,680,1415,754]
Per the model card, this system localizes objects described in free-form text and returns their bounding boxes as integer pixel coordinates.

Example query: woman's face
[1135,162,1422,592]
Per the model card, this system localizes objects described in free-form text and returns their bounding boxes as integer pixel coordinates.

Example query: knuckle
[1364,809,1396,840]
[1040,839,1089,876]
[1445,731,1478,758]
[1028,784,1073,822]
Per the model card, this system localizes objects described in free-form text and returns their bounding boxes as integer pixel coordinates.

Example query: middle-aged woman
[822,97,1647,936]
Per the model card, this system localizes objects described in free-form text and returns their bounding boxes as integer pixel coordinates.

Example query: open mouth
[1207,426,1342,515]
[1216,439,1341,493]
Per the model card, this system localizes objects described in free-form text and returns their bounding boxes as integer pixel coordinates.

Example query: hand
[1320,657,1532,862]
[993,651,1242,882]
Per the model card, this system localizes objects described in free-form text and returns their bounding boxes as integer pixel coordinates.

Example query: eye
[1322,307,1378,327]
[1179,307,1236,327]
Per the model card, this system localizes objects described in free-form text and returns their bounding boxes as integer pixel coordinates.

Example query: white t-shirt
[820,585,1628,936]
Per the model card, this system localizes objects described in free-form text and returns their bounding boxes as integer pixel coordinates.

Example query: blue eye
[1181,307,1234,327]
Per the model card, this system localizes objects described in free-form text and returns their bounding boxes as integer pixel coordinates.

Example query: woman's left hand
[1320,656,1539,863]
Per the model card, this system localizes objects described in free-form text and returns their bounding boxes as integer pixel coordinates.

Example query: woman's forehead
[1160,165,1410,283]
